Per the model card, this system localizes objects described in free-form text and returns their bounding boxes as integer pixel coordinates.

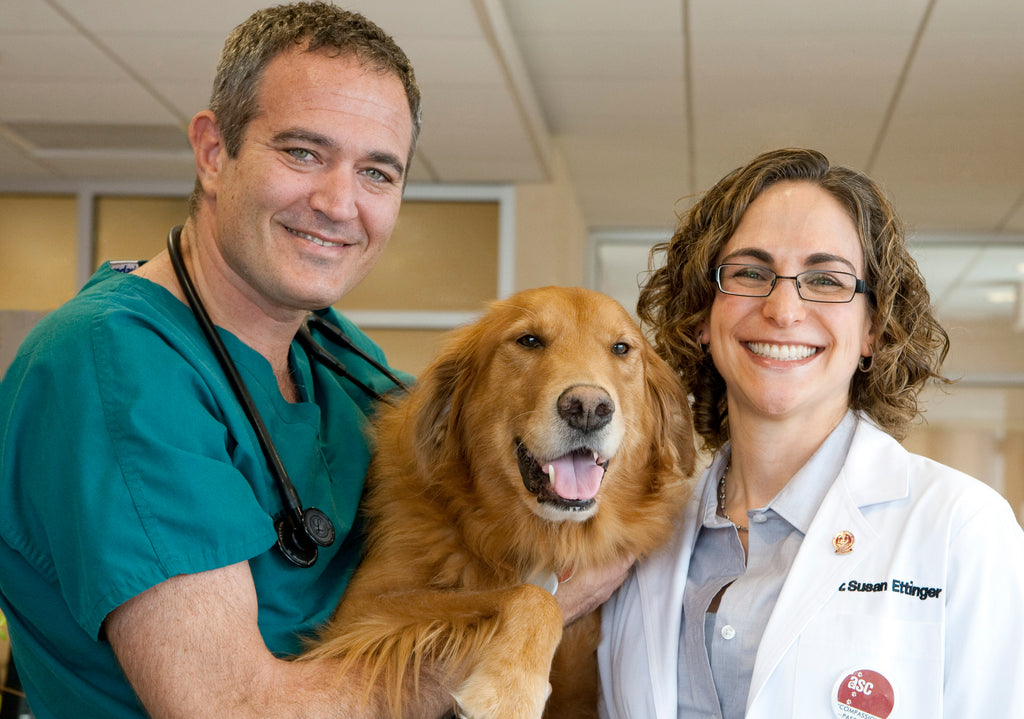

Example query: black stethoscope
[166,225,408,568]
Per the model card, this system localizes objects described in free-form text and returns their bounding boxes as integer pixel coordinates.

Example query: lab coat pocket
[791,610,941,717]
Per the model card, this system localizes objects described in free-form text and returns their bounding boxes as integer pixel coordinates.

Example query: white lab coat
[598,417,1024,718]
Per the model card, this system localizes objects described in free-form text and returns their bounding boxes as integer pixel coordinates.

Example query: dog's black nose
[557,385,615,432]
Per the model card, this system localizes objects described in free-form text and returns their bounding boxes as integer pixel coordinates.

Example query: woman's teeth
[747,342,817,360]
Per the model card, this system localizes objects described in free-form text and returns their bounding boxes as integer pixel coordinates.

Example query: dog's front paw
[453,671,550,719]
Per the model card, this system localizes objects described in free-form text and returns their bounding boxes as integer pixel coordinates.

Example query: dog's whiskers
[510,409,538,424]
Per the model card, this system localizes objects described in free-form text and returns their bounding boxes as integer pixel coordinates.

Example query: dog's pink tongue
[544,453,604,501]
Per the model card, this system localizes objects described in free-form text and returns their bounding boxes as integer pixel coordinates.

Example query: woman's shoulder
[848,415,1016,529]
[903,449,1015,528]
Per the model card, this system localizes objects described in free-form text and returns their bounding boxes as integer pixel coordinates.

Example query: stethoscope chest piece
[275,508,336,568]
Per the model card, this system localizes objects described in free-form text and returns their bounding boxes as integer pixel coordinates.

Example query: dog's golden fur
[303,287,695,718]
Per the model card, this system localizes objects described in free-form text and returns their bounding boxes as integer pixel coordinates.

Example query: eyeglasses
[713,263,870,303]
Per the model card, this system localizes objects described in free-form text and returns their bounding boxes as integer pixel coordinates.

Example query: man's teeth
[287,227,341,247]
[747,342,817,360]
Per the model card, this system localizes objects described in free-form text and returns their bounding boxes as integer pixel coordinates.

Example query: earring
[858,355,873,373]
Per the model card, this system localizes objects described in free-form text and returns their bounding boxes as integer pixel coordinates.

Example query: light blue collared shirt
[677,411,859,718]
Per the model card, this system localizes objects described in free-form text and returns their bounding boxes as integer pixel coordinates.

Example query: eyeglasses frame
[713,263,871,304]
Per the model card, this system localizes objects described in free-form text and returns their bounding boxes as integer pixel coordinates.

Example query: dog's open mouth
[515,440,610,512]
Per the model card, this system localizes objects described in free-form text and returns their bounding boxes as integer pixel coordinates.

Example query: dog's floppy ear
[643,344,697,479]
[409,322,483,470]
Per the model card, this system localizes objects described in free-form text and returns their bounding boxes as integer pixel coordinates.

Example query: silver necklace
[717,465,748,532]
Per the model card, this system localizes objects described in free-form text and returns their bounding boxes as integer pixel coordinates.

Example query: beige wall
[902,363,1024,525]
[942,318,1024,379]
[94,196,189,267]
[362,328,449,377]
[513,143,588,291]
[338,198,503,375]
[338,201,499,313]
[0,194,78,311]
[0,194,190,313]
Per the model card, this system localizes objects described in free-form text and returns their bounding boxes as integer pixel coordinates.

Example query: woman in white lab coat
[598,148,1024,719]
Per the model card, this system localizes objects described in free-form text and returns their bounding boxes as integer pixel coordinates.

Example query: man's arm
[105,555,631,718]
[105,561,458,719]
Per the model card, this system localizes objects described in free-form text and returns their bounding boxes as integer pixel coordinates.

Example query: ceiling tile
[0,33,128,81]
[689,0,929,187]
[342,0,487,37]
[0,79,183,125]
[397,36,508,85]
[0,135,58,180]
[414,81,543,178]
[535,79,685,134]
[513,32,684,82]
[502,0,683,34]
[59,0,483,37]
[49,0,280,35]
[99,34,225,83]
[559,132,690,229]
[869,0,1024,232]
[41,152,195,182]
[0,1,77,31]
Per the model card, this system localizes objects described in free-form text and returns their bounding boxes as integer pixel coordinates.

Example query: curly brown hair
[188,2,421,216]
[638,148,951,451]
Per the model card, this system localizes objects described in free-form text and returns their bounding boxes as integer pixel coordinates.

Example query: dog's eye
[516,334,544,349]
[611,342,630,356]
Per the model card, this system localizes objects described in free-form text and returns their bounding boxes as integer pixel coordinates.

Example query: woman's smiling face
[700,180,876,427]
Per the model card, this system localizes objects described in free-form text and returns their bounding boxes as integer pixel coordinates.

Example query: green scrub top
[0,263,406,718]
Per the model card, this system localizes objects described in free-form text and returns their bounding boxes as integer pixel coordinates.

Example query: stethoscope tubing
[297,317,409,405]
[166,225,335,567]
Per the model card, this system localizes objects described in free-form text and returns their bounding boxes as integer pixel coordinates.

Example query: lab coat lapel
[636,462,718,718]
[746,421,910,712]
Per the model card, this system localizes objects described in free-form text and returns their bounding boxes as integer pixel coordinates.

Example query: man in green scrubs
[0,4,629,718]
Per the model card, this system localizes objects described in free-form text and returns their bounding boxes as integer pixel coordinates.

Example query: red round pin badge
[832,669,895,718]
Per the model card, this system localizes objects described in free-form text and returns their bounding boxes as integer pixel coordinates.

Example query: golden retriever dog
[303,287,695,718]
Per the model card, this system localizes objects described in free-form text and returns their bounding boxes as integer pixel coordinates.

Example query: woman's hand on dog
[555,553,636,624]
